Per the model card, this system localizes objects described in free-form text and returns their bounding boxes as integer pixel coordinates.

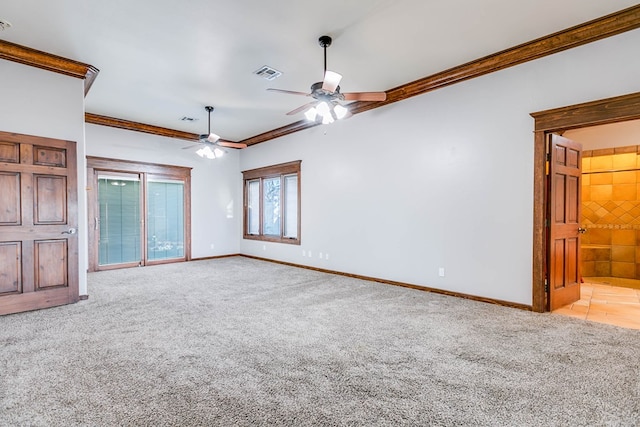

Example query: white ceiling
[1,1,637,142]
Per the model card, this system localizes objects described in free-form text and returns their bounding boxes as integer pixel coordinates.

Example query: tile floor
[553,277,640,330]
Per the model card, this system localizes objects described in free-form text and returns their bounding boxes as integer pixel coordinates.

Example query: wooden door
[0,131,79,315]
[548,134,582,310]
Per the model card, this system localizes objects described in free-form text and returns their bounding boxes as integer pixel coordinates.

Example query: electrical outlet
[319,252,323,258]
[263,245,266,251]
[302,250,306,257]
[210,243,215,249]
[438,267,445,277]
[325,253,329,260]
[308,251,312,258]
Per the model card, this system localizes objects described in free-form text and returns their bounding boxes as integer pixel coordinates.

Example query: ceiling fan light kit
[184,105,247,159]
[196,145,224,159]
[267,35,386,124]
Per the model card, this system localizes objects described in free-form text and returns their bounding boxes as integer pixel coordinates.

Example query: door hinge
[544,279,549,293]
[546,152,551,161]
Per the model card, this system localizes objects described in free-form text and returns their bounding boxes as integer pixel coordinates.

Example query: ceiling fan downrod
[205,105,214,133]
[319,35,332,74]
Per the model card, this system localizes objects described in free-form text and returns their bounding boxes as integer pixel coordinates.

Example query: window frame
[242,160,301,245]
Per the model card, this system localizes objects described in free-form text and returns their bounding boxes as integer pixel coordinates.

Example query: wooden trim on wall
[69,5,639,148]
[0,39,99,95]
[191,254,242,262]
[85,113,245,146]
[86,113,200,142]
[241,255,532,311]
[240,120,320,147]
[241,160,302,180]
[86,156,192,177]
[240,4,640,146]
[529,91,640,313]
[531,92,640,132]
[531,131,548,313]
[4,6,638,145]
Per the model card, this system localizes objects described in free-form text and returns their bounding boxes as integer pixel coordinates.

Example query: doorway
[531,91,640,313]
[551,121,640,329]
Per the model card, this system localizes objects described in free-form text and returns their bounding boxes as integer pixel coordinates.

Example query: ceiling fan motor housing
[310,82,343,101]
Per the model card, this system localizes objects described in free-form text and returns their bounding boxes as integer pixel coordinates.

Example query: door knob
[578,227,586,234]
[61,228,77,235]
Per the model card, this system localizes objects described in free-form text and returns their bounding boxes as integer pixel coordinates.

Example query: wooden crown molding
[85,113,200,141]
[0,39,99,95]
[240,120,320,147]
[17,5,636,146]
[241,4,640,146]
[85,113,239,145]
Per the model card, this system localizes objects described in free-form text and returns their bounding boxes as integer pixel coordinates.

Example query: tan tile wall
[582,146,640,279]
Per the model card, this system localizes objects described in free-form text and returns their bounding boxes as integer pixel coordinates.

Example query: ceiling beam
[242,4,640,146]
[0,39,99,95]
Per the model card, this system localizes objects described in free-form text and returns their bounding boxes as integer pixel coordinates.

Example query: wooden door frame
[530,92,640,312]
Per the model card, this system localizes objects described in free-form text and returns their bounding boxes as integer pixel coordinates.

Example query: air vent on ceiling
[180,116,198,122]
[254,65,283,81]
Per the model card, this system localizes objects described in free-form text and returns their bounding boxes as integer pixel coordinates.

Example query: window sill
[243,235,300,245]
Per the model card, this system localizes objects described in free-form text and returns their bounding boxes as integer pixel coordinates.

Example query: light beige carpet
[1,257,639,426]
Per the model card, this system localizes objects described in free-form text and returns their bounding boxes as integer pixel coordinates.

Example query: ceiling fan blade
[343,92,387,101]
[322,70,342,93]
[267,88,311,97]
[286,102,317,116]
[218,141,248,149]
[341,110,354,120]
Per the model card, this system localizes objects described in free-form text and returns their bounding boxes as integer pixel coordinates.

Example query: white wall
[0,60,88,295]
[565,119,640,150]
[239,29,640,306]
[85,124,241,259]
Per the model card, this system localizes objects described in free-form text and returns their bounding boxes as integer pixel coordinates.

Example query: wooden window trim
[242,161,301,245]
[86,156,192,272]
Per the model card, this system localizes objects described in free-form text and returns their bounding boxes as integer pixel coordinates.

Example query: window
[243,161,301,244]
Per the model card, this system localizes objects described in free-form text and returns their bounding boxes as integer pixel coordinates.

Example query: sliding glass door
[87,157,191,272]
[98,173,142,268]
[147,178,185,261]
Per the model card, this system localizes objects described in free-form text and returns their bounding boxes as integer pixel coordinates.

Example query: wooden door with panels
[547,134,583,310]
[0,131,79,316]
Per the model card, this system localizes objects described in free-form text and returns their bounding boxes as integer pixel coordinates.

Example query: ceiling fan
[268,35,387,124]
[184,106,246,158]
